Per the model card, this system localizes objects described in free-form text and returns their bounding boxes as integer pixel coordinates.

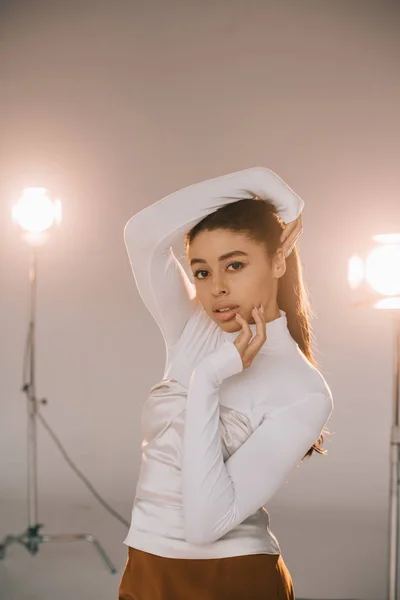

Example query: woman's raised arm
[124,167,304,349]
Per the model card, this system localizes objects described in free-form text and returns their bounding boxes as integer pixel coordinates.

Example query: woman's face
[188,229,285,331]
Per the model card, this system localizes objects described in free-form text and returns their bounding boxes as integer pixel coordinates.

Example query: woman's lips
[214,308,238,321]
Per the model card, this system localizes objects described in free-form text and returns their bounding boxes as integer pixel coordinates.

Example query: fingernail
[260,305,264,314]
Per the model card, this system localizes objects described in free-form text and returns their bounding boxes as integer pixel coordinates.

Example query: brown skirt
[118,546,295,600]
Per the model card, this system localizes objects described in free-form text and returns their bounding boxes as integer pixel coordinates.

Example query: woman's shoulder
[288,345,333,400]
[254,345,333,412]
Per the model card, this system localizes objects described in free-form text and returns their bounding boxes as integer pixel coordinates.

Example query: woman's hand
[233,305,266,369]
[280,214,303,257]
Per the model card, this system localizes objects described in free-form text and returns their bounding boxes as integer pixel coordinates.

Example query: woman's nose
[211,275,228,296]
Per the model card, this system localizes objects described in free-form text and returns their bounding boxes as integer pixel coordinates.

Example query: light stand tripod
[388,317,400,600]
[0,248,117,574]
[349,237,400,599]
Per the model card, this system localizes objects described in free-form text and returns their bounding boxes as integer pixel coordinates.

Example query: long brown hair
[184,194,331,460]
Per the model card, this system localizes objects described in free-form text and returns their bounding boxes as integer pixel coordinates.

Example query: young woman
[119,167,333,600]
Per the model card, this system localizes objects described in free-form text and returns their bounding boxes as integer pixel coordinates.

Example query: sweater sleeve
[181,343,333,546]
[124,167,304,349]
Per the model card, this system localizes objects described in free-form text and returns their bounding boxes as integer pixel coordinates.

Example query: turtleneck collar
[221,309,293,352]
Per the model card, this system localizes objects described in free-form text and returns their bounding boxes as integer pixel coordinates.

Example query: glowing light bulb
[373,233,400,245]
[348,255,365,289]
[374,297,400,310]
[365,244,400,296]
[12,187,62,233]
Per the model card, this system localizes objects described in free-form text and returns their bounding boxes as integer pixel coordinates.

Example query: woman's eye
[193,270,208,280]
[193,262,244,280]
[228,261,244,271]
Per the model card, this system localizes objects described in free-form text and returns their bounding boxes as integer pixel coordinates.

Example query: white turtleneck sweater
[123,168,333,559]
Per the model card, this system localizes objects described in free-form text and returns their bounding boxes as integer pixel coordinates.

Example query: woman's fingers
[234,306,266,369]
[280,219,296,243]
[281,214,303,242]
[233,313,252,352]
[243,307,266,364]
[280,215,303,256]
[285,230,303,256]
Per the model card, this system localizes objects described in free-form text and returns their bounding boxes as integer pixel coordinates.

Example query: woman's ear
[273,249,286,279]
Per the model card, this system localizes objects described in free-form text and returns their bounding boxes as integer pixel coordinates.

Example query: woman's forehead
[188,230,262,262]
[189,229,251,249]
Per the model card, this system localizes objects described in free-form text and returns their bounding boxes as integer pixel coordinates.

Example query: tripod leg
[0,533,27,559]
[41,533,117,574]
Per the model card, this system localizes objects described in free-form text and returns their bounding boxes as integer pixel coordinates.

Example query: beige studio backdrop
[1,1,400,599]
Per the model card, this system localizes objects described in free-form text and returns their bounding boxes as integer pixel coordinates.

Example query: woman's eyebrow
[190,250,249,267]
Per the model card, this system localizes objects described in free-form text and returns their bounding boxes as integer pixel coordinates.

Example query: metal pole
[27,249,39,528]
[388,318,400,600]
